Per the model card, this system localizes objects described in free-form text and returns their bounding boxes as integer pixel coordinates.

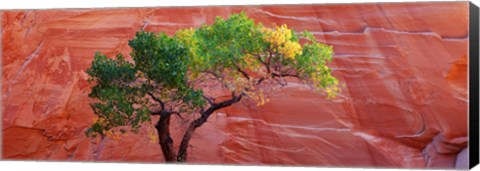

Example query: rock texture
[1,2,469,169]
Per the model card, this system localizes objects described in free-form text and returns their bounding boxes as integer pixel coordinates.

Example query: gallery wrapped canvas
[1,1,478,170]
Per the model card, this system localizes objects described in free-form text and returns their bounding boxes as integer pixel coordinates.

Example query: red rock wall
[1,2,469,169]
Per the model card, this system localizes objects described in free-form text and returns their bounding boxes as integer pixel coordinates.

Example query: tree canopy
[85,12,339,162]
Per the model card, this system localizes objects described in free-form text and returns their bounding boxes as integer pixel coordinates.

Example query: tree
[85,12,340,163]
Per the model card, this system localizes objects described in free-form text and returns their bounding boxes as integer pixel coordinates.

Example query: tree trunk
[176,114,207,162]
[176,94,243,162]
[155,114,176,162]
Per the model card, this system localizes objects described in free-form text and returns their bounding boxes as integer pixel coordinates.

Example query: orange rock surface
[1,2,469,169]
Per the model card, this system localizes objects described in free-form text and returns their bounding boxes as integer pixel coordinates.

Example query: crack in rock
[11,39,44,85]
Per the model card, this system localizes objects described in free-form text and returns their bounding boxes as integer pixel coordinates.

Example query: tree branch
[176,92,244,162]
[199,70,230,89]
[254,53,270,74]
[147,92,165,110]
[267,49,273,69]
[172,112,185,121]
[271,73,300,78]
[202,95,214,105]
[256,77,266,85]
[205,92,244,116]
[234,64,250,80]
[150,106,180,117]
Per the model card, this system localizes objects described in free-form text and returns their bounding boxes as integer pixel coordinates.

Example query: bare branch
[199,70,230,89]
[234,64,250,80]
[206,92,244,116]
[172,112,185,121]
[148,92,165,110]
[271,73,300,78]
[202,95,214,105]
[267,49,273,69]
[253,53,270,73]
[256,77,266,85]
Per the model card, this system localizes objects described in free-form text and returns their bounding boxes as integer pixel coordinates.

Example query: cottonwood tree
[85,12,340,162]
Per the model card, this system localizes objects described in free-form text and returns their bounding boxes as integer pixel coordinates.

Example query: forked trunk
[176,114,207,162]
[176,94,243,162]
[155,115,176,162]
[152,94,243,163]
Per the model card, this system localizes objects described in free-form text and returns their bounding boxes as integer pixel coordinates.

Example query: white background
[1,0,479,171]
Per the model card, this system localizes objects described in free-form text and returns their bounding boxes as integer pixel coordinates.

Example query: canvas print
[1,2,470,169]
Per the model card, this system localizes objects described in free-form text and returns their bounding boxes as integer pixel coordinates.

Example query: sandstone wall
[1,2,469,169]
